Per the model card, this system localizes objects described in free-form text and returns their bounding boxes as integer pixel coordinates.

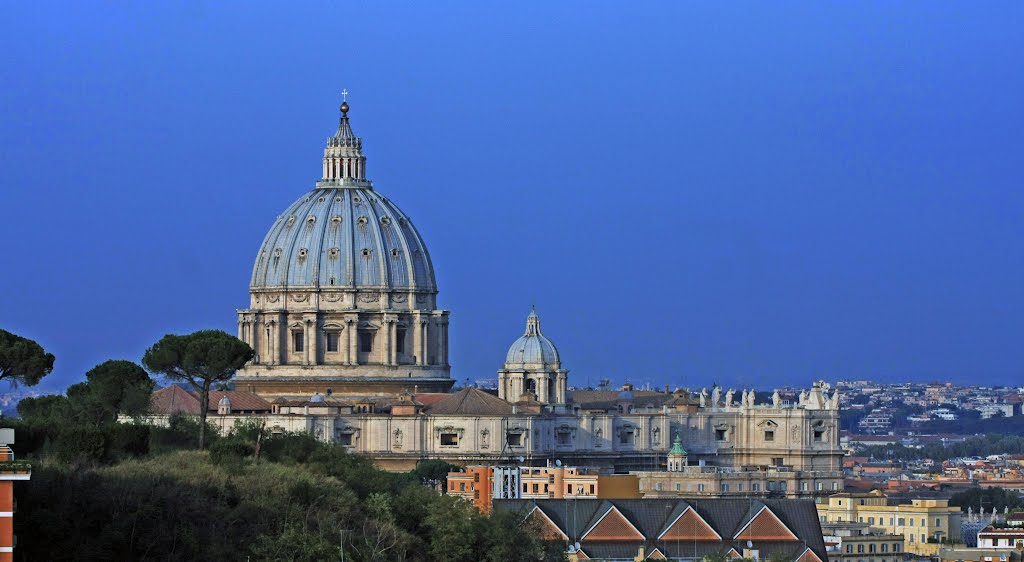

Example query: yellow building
[816,491,962,556]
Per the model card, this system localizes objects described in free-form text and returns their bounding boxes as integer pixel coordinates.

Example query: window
[338,433,353,446]
[771,457,784,467]
[737,484,744,492]
[293,331,305,352]
[869,544,876,553]
[845,545,852,553]
[893,543,900,552]
[715,429,727,441]
[921,534,925,543]
[459,483,466,492]
[898,518,905,526]
[556,432,571,446]
[935,518,941,527]
[832,482,839,490]
[326,331,340,352]
[813,429,824,442]
[816,482,824,491]
[675,483,682,491]
[567,484,572,494]
[620,430,635,445]
[857,544,864,553]
[909,518,915,527]
[801,482,809,491]
[721,484,730,492]
[396,327,406,354]
[697,484,705,492]
[532,484,539,493]
[507,433,523,447]
[359,330,374,353]
[589,484,594,494]
[869,517,875,525]
[882,544,888,552]
[764,430,775,441]
[889,517,894,525]
[440,433,459,447]
[752,483,760,492]
[655,483,663,491]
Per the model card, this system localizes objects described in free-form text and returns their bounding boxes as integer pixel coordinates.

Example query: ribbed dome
[504,308,561,367]
[250,187,436,290]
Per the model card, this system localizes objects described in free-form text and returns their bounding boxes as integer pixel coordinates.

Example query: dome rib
[250,188,436,292]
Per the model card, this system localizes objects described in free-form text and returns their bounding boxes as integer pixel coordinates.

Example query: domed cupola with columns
[498,307,567,405]
[234,98,453,399]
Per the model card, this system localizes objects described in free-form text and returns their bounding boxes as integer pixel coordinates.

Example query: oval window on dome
[357,216,368,226]
[361,248,371,257]
[335,196,342,202]
[380,216,392,226]
[331,216,342,225]
[353,196,362,205]
[306,215,316,225]
[391,248,401,258]
[328,247,340,258]
[298,248,308,258]
[317,196,325,203]
[287,216,296,226]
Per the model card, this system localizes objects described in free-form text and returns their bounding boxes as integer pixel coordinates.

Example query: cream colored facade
[816,491,962,556]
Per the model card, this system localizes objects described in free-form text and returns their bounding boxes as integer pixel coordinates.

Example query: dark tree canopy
[142,330,252,449]
[0,329,55,386]
[69,360,155,424]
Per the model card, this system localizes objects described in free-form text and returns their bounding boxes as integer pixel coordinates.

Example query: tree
[142,330,252,449]
[0,329,55,387]
[67,360,155,425]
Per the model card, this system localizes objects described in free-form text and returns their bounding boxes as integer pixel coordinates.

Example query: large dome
[250,187,435,291]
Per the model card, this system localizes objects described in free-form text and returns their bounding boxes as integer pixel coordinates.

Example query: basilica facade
[156,100,845,484]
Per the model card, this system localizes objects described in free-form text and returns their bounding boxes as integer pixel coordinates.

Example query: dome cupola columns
[319,90,369,187]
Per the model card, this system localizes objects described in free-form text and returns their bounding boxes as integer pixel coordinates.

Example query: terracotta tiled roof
[148,386,271,414]
[426,387,514,416]
[208,391,272,412]
[412,393,449,407]
[149,385,201,415]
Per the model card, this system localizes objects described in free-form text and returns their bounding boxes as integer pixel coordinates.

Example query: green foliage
[142,330,253,449]
[950,487,1024,513]
[0,328,55,386]
[77,360,155,423]
[411,459,457,489]
[14,441,559,562]
[17,394,71,424]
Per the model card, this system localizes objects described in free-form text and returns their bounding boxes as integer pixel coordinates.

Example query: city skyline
[2,3,1023,392]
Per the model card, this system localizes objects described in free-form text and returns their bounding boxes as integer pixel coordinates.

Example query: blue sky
[1,3,1022,393]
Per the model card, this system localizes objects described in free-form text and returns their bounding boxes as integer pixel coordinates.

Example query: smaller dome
[617,389,634,401]
[310,392,325,403]
[504,307,560,367]
[218,395,232,405]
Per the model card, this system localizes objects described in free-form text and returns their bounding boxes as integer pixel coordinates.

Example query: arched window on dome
[524,378,537,396]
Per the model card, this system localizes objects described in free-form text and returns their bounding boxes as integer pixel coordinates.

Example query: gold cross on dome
[342,89,349,102]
